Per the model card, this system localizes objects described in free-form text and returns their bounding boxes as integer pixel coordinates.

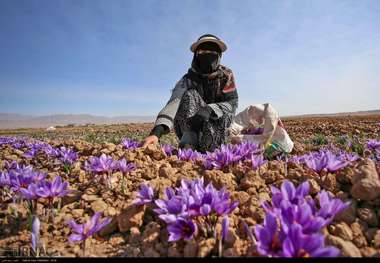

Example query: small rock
[225,229,238,247]
[91,199,108,213]
[117,205,145,233]
[232,191,250,206]
[168,243,182,257]
[105,207,117,217]
[63,227,71,235]
[14,149,24,156]
[183,240,198,257]
[197,238,216,257]
[98,217,118,237]
[258,192,271,203]
[374,230,380,248]
[308,178,321,195]
[71,209,84,218]
[364,228,378,244]
[144,144,165,160]
[109,234,125,246]
[325,235,361,257]
[351,222,368,248]
[128,227,141,244]
[72,161,82,172]
[337,167,355,184]
[322,173,339,193]
[223,247,240,257]
[330,222,353,241]
[143,247,160,257]
[62,190,82,206]
[203,170,237,191]
[239,177,253,190]
[357,207,378,227]
[78,170,86,183]
[141,222,160,246]
[105,143,116,152]
[73,245,81,254]
[158,163,176,178]
[335,200,357,224]
[81,194,101,202]
[360,247,377,257]
[154,243,166,255]
[351,159,380,201]
[132,247,141,257]
[335,191,349,200]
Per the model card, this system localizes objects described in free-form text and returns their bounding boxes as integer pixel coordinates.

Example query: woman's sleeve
[207,71,238,119]
[152,77,187,133]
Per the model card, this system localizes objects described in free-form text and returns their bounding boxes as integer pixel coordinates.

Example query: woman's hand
[230,136,242,144]
[142,135,159,148]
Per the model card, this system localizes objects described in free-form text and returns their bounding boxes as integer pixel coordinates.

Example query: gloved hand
[188,106,213,132]
[149,124,169,138]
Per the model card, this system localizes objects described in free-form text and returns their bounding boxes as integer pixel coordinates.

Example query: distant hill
[283,109,380,118]
[0,113,155,129]
[1,109,379,129]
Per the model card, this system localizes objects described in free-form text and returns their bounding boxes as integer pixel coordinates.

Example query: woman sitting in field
[142,34,238,153]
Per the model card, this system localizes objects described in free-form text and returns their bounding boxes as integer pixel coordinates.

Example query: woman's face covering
[195,42,221,73]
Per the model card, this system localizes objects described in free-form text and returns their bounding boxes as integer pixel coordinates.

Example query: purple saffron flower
[4,160,19,170]
[167,218,197,242]
[154,196,186,223]
[254,212,284,257]
[161,144,174,156]
[251,154,267,171]
[205,149,235,170]
[20,183,40,200]
[257,180,347,257]
[340,151,360,163]
[43,145,60,158]
[84,153,116,174]
[213,193,239,216]
[68,212,112,243]
[133,184,154,205]
[367,139,380,150]
[316,190,350,225]
[7,165,45,193]
[203,155,215,170]
[0,172,10,187]
[7,162,34,175]
[178,148,201,162]
[153,177,238,242]
[9,171,35,192]
[221,216,229,241]
[58,147,78,165]
[121,138,142,150]
[282,224,339,257]
[233,141,262,160]
[324,151,348,172]
[304,153,328,173]
[243,127,264,135]
[24,149,37,159]
[117,159,136,174]
[31,216,40,254]
[264,180,310,212]
[36,176,70,201]
[302,150,348,173]
[279,202,326,235]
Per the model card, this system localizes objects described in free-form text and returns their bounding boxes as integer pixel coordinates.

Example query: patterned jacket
[153,65,238,131]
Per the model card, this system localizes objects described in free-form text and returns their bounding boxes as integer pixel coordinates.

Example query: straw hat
[190,34,227,53]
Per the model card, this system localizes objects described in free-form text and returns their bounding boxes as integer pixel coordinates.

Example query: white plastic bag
[228,103,294,154]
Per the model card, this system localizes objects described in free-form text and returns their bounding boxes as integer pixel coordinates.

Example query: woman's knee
[183,89,206,104]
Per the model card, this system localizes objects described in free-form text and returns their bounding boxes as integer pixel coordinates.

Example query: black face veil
[192,42,222,74]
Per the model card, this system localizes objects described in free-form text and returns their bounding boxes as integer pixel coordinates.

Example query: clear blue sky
[0,0,379,117]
